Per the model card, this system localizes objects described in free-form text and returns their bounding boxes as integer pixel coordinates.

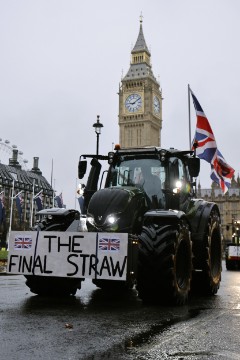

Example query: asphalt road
[1,262,240,360]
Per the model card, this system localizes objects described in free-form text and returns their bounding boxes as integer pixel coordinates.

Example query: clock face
[153,96,160,113]
[125,94,142,112]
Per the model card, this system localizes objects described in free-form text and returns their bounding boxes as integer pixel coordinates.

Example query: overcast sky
[0,0,239,208]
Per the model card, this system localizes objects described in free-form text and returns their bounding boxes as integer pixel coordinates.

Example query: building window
[10,172,17,181]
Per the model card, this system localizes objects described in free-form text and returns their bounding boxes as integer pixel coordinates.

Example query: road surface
[1,262,240,359]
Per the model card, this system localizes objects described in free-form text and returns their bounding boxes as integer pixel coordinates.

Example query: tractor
[10,146,222,305]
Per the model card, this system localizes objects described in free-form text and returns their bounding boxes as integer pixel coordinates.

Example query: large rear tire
[25,275,82,296]
[137,221,192,305]
[192,209,222,295]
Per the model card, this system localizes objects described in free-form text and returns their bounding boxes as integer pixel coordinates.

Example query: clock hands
[125,94,142,112]
[130,96,141,105]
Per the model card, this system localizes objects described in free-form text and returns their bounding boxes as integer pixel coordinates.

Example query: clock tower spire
[118,18,163,148]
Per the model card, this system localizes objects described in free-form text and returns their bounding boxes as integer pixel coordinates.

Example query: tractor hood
[87,186,147,233]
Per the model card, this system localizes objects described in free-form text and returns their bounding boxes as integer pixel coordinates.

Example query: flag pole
[30,179,35,228]
[51,158,54,208]
[75,178,78,210]
[188,84,192,150]
[8,180,15,248]
[0,191,4,225]
[53,179,55,208]
[50,158,53,187]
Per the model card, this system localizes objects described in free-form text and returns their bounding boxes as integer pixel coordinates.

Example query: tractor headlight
[106,214,118,225]
[173,180,182,194]
[87,215,95,226]
[87,213,119,230]
[104,214,120,231]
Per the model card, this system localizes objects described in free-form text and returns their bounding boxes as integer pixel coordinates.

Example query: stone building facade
[197,175,240,245]
[0,149,53,248]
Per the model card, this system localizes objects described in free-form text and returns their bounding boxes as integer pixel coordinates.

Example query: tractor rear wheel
[192,209,222,295]
[137,221,192,305]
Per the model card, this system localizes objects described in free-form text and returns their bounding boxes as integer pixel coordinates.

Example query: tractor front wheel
[137,221,192,305]
[25,275,82,296]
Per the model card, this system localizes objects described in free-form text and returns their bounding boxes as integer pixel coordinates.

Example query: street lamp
[93,115,103,156]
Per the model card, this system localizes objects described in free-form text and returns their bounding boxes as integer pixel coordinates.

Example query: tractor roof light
[160,149,167,162]
[114,144,121,151]
[108,151,115,164]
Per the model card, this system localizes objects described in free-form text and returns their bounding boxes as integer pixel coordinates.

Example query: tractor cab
[78,147,200,233]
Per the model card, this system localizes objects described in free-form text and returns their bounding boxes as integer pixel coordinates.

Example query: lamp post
[93,115,103,156]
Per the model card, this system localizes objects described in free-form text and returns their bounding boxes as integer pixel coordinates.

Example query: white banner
[228,246,240,259]
[7,231,128,280]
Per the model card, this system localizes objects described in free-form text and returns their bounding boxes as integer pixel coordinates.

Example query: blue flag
[15,194,23,223]
[0,199,2,224]
[34,191,43,211]
[55,193,63,208]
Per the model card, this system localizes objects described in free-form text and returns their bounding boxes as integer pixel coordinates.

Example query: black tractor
[25,146,222,305]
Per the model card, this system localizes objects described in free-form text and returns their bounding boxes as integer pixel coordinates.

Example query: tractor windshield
[106,158,166,208]
[106,155,192,211]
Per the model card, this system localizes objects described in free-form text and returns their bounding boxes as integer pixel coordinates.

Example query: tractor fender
[143,209,187,227]
[186,199,221,243]
[186,199,221,271]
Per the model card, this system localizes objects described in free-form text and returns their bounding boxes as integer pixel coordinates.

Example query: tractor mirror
[188,157,200,178]
[78,160,87,179]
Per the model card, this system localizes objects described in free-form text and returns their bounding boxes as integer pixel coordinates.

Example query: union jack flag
[98,237,120,251]
[14,236,32,250]
[190,89,234,194]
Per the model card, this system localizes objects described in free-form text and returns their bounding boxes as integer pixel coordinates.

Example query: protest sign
[8,231,128,280]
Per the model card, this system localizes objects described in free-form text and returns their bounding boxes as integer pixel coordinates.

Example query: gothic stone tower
[118,19,162,148]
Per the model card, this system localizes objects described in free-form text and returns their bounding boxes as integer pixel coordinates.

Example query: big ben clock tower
[118,18,162,148]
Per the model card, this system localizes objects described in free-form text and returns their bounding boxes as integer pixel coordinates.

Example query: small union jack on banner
[14,235,32,250]
[190,88,235,194]
[99,237,120,251]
